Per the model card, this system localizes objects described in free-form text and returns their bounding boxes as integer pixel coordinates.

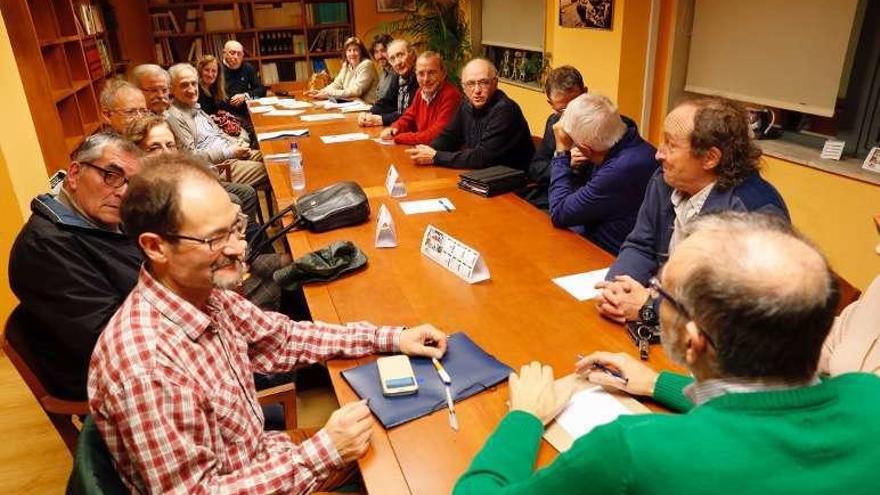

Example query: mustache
[211,254,246,272]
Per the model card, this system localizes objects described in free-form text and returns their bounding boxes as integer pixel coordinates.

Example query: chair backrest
[66,416,129,495]
[3,305,88,453]
[833,271,862,316]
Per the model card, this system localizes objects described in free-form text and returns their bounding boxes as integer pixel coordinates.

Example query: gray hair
[672,211,836,381]
[130,64,169,88]
[560,93,626,152]
[224,40,243,53]
[387,39,411,54]
[71,131,141,164]
[99,79,142,111]
[168,63,198,85]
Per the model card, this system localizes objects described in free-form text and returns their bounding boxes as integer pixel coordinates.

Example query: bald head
[461,58,498,109]
[224,40,245,69]
[662,211,836,381]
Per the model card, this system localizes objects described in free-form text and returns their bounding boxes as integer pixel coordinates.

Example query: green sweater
[453,372,880,494]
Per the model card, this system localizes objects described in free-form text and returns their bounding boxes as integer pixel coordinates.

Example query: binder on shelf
[341,333,512,429]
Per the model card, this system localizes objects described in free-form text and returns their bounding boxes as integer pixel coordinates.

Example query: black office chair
[65,416,128,495]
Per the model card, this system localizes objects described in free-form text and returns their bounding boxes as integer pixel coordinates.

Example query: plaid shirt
[88,268,401,494]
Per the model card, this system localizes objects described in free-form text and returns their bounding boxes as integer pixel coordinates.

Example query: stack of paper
[320,132,370,144]
[256,96,279,105]
[248,105,275,114]
[275,99,313,109]
[256,129,309,141]
[340,103,374,113]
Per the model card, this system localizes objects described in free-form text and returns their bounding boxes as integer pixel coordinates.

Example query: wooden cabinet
[148,0,355,83]
[1,0,119,173]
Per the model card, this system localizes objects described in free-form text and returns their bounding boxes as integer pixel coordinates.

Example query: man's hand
[509,362,573,425]
[379,127,396,141]
[231,146,251,159]
[552,120,574,152]
[399,324,447,359]
[570,147,589,169]
[405,145,437,165]
[358,113,383,127]
[325,400,374,463]
[575,351,659,397]
[595,275,650,323]
[230,93,248,106]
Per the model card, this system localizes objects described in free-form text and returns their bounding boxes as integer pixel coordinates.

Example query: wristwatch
[637,296,659,326]
[553,150,571,158]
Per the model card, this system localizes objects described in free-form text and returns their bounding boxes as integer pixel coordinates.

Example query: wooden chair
[2,306,88,454]
[832,271,862,316]
[256,382,297,431]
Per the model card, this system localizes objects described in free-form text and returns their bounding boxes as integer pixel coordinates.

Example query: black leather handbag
[247,181,370,263]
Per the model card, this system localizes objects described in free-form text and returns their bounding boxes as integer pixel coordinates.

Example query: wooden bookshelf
[147,0,354,84]
[1,0,120,173]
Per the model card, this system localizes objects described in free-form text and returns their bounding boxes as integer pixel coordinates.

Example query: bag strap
[246,202,304,265]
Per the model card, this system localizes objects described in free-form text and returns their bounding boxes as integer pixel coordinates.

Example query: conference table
[250,90,680,494]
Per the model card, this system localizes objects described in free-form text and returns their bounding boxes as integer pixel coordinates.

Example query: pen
[439,199,452,213]
[576,354,628,384]
[432,357,451,384]
[432,358,459,431]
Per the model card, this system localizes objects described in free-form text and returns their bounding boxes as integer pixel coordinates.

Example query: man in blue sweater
[597,97,788,322]
[548,93,658,254]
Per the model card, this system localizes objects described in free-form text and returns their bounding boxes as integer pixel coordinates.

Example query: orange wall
[0,148,22,330]
[353,0,408,40]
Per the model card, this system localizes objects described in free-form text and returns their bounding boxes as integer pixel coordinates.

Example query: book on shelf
[204,9,238,32]
[309,28,348,53]
[305,2,348,26]
[77,2,106,35]
[254,3,303,29]
[151,12,180,34]
[184,9,200,33]
[293,34,306,55]
[295,60,309,81]
[96,38,113,75]
[83,38,104,79]
[187,38,203,62]
[238,3,253,29]
[261,63,279,85]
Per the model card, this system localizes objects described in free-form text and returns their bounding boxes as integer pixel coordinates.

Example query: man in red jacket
[380,51,462,145]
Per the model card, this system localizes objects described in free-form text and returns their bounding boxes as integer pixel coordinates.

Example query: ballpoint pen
[576,354,628,385]
[432,357,459,431]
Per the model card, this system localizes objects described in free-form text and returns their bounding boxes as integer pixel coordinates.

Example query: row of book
[260,58,340,84]
[306,2,349,26]
[309,28,350,53]
[83,37,113,80]
[76,2,105,35]
[259,32,307,56]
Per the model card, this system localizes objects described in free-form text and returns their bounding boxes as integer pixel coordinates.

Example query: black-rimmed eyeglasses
[648,277,717,349]
[79,161,129,188]
[163,213,248,251]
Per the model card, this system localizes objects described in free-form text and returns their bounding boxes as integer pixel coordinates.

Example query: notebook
[341,332,512,428]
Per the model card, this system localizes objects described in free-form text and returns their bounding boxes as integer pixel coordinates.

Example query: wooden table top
[253,97,681,494]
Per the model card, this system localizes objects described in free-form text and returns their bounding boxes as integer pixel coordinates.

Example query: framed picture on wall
[559,0,614,30]
[377,0,416,13]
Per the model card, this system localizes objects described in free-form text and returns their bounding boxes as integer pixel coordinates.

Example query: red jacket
[391,81,462,145]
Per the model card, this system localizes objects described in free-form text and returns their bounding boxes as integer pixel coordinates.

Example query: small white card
[275,99,313,109]
[552,268,610,301]
[340,103,374,113]
[301,113,346,122]
[399,198,454,215]
[256,129,309,141]
[384,164,407,197]
[863,147,880,174]
[373,137,395,146]
[821,140,846,160]
[249,105,275,114]
[265,109,305,117]
[375,204,398,248]
[320,132,370,144]
[256,96,279,105]
[324,100,364,109]
[420,225,489,284]
[555,387,633,442]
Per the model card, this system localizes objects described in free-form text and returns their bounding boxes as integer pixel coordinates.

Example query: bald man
[455,211,880,494]
[222,40,266,126]
[596,97,788,324]
[406,58,534,170]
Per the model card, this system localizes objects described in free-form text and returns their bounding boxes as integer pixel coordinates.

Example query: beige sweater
[322,58,378,104]
[819,275,880,376]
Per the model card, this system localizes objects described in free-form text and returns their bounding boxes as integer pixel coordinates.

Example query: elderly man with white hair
[548,93,658,254]
[222,40,266,113]
[164,62,267,188]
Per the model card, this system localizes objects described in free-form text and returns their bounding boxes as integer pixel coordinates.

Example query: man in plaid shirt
[88,153,448,494]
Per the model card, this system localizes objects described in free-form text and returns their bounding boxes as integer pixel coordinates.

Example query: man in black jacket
[358,39,418,127]
[519,66,588,210]
[8,133,143,401]
[222,40,266,142]
[406,58,534,170]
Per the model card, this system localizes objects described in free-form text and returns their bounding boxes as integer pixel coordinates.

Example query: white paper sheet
[373,138,395,145]
[249,105,275,114]
[399,198,455,215]
[301,113,345,122]
[320,132,370,144]
[265,109,305,117]
[324,100,363,109]
[275,99,313,109]
[340,103,374,113]
[256,96,279,105]
[256,129,309,141]
[556,387,633,440]
[552,268,610,301]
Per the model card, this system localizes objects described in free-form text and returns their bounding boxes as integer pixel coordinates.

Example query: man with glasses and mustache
[454,211,880,494]
[131,64,172,116]
[406,58,534,170]
[99,80,150,135]
[8,132,143,401]
[89,153,449,494]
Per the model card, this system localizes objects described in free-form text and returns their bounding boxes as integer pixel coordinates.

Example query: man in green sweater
[454,211,880,494]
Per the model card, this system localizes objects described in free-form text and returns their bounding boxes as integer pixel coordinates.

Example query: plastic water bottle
[289,142,305,191]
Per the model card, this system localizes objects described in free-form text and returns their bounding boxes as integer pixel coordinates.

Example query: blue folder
[340,332,513,429]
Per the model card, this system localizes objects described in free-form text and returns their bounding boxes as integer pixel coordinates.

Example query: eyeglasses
[110,108,150,118]
[79,161,129,188]
[648,277,717,349]
[142,87,170,95]
[163,213,248,251]
[145,142,178,153]
[463,78,495,91]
